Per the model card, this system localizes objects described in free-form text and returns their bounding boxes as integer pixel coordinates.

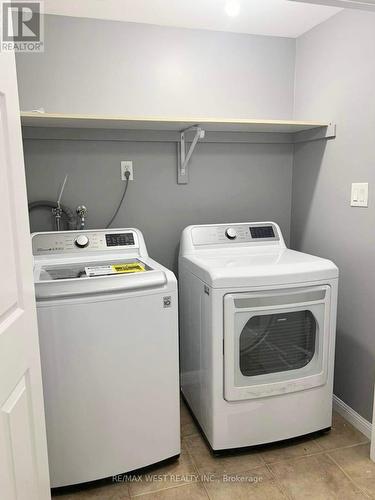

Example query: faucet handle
[76,205,88,218]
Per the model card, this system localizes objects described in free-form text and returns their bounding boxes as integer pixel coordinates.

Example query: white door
[0,50,51,499]
[223,285,331,401]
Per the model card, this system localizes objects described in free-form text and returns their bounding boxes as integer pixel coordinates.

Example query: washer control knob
[225,227,237,240]
[75,235,89,248]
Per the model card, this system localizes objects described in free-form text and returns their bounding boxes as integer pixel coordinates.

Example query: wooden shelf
[20,112,332,135]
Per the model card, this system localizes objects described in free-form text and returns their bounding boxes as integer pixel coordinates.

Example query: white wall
[16,14,295,119]
[292,9,375,421]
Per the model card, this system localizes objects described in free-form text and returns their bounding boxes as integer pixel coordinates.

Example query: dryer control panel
[32,229,139,255]
[191,223,280,246]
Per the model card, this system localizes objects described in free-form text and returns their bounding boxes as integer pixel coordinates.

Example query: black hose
[28,200,76,230]
[106,173,130,228]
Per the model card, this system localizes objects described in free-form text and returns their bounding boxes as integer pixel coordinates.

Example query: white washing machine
[32,228,180,488]
[179,222,338,451]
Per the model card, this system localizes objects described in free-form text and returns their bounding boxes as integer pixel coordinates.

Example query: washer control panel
[32,230,139,255]
[192,223,279,246]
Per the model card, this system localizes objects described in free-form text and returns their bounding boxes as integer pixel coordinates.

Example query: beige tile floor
[53,400,372,499]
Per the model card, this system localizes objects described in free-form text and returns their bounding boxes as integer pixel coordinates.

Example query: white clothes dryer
[179,222,338,451]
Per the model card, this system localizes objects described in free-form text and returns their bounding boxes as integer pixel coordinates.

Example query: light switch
[351,183,368,207]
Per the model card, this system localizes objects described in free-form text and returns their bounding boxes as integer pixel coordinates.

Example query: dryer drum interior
[239,311,317,377]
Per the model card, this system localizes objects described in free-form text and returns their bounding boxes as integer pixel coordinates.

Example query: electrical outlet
[121,161,134,181]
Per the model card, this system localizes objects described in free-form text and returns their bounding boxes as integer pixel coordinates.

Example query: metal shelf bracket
[178,126,205,184]
[293,122,336,143]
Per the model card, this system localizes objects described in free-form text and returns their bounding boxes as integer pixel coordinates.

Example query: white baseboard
[333,394,372,439]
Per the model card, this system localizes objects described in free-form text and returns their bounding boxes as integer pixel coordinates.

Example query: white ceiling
[43,0,342,38]
[291,0,375,10]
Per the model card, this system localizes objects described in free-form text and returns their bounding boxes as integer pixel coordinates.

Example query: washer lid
[33,255,177,300]
[36,258,152,281]
[180,249,338,288]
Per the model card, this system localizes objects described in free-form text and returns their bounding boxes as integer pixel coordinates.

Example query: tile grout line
[129,481,204,498]
[185,430,369,467]
[183,435,268,498]
[131,437,371,498]
[264,462,293,500]
[260,439,371,467]
[182,424,370,499]
[261,448,325,467]
[181,432,200,438]
[325,451,373,500]
[200,476,213,500]
[129,481,193,498]
[314,439,370,455]
[313,436,327,451]
[182,438,211,500]
[128,440,202,498]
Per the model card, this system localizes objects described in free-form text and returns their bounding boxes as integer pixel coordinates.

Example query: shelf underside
[20,112,331,134]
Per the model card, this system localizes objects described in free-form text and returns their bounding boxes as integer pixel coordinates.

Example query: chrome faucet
[76,205,88,230]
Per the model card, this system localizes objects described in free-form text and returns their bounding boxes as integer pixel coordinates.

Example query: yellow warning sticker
[112,262,145,273]
[85,262,146,277]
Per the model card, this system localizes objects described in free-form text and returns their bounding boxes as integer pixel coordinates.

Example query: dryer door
[223,285,331,401]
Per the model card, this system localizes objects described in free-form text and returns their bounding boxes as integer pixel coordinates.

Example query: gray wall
[292,9,375,421]
[25,138,293,271]
[18,9,375,422]
[16,14,295,119]
[18,14,296,271]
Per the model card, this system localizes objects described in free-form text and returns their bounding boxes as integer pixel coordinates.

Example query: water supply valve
[76,205,88,230]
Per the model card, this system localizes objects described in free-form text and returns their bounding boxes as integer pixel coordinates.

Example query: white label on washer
[85,265,114,276]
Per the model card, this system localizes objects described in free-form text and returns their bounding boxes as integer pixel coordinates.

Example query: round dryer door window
[239,310,317,377]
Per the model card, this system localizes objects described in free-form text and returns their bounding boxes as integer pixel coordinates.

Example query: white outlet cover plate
[351,182,368,207]
[121,161,134,180]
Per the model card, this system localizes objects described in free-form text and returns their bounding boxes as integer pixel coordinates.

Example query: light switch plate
[351,182,368,207]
